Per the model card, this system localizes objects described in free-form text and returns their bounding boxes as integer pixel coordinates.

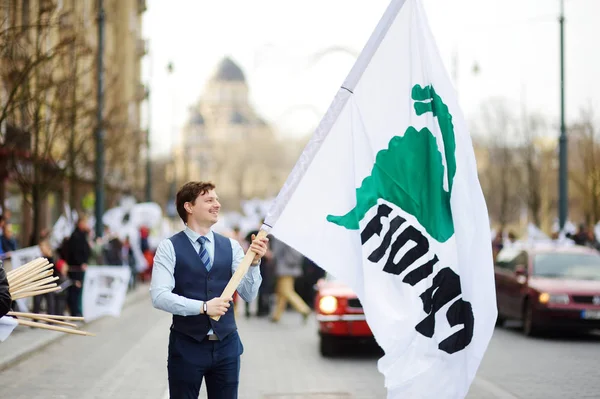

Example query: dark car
[314,275,374,357]
[494,244,600,336]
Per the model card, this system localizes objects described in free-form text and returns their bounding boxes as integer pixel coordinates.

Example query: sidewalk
[0,282,150,371]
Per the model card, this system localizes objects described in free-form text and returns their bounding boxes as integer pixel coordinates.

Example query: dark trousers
[33,293,56,314]
[67,271,84,317]
[168,330,243,399]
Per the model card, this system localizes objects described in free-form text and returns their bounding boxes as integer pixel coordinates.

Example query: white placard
[82,266,131,322]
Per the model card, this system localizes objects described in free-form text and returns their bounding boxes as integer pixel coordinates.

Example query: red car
[314,275,374,357]
[494,244,600,336]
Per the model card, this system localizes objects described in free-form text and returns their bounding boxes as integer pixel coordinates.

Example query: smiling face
[176,181,219,228]
[185,189,221,227]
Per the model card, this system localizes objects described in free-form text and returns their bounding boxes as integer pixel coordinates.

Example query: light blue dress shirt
[150,227,262,319]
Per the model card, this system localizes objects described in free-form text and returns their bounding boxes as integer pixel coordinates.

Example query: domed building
[173,57,280,209]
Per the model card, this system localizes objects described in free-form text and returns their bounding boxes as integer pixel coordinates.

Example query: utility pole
[166,62,177,219]
[558,0,568,231]
[95,0,105,238]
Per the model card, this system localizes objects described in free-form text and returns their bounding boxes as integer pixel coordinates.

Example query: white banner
[9,245,42,269]
[0,316,18,342]
[82,266,131,322]
[7,246,43,312]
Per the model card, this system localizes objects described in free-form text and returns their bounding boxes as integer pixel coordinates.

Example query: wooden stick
[7,263,52,285]
[7,260,50,284]
[11,285,60,300]
[8,264,53,288]
[16,319,94,336]
[7,312,85,321]
[11,275,57,294]
[12,314,79,328]
[11,273,56,292]
[10,276,59,295]
[6,258,48,279]
[9,263,53,286]
[211,229,268,321]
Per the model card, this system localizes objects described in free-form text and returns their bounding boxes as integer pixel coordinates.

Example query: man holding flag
[151,181,269,399]
[220,0,496,397]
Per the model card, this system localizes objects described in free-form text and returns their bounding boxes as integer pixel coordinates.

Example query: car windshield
[533,252,600,280]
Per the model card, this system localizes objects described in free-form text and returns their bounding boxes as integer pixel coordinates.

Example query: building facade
[0,0,148,244]
[172,57,287,211]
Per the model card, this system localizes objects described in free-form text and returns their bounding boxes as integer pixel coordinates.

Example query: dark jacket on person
[66,228,91,268]
[0,261,11,318]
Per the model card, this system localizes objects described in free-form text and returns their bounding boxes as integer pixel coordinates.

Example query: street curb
[0,284,150,371]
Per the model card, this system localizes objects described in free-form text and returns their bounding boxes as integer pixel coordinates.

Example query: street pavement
[0,288,599,399]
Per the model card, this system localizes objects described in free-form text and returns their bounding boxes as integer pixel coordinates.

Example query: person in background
[0,260,11,318]
[122,236,137,290]
[296,257,325,310]
[270,236,311,323]
[65,216,91,317]
[0,213,6,237]
[0,223,18,258]
[491,230,504,262]
[0,215,5,260]
[33,229,59,315]
[245,224,275,317]
[139,226,154,282]
[566,224,590,247]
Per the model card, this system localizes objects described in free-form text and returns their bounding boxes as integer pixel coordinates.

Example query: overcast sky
[141,0,600,157]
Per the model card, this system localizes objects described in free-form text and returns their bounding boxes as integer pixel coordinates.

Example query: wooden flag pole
[210,229,268,321]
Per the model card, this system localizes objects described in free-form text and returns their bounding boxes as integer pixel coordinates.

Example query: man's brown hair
[176,181,216,223]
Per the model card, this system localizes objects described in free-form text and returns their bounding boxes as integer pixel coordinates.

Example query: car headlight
[538,292,569,305]
[319,296,338,314]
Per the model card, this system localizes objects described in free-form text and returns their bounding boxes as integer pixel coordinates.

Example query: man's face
[187,189,221,226]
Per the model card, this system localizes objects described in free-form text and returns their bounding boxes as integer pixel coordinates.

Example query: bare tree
[475,99,522,229]
[517,112,549,227]
[0,2,95,242]
[570,106,600,225]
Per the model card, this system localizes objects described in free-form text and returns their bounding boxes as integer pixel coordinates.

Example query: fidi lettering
[327,85,474,354]
[361,203,474,355]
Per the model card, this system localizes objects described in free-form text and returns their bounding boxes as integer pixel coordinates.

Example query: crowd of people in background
[1,207,326,322]
[492,223,600,262]
[0,211,154,318]
[230,223,325,322]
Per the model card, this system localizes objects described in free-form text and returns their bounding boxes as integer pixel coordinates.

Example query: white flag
[7,246,43,312]
[264,0,496,397]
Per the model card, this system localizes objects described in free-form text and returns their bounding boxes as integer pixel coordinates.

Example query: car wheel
[319,335,338,357]
[523,301,539,337]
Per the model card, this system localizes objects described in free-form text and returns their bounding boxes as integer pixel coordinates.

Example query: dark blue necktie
[197,236,212,271]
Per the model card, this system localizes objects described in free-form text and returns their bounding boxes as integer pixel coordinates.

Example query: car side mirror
[515,264,527,277]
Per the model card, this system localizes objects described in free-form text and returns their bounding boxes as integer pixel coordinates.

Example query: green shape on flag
[326,84,456,243]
